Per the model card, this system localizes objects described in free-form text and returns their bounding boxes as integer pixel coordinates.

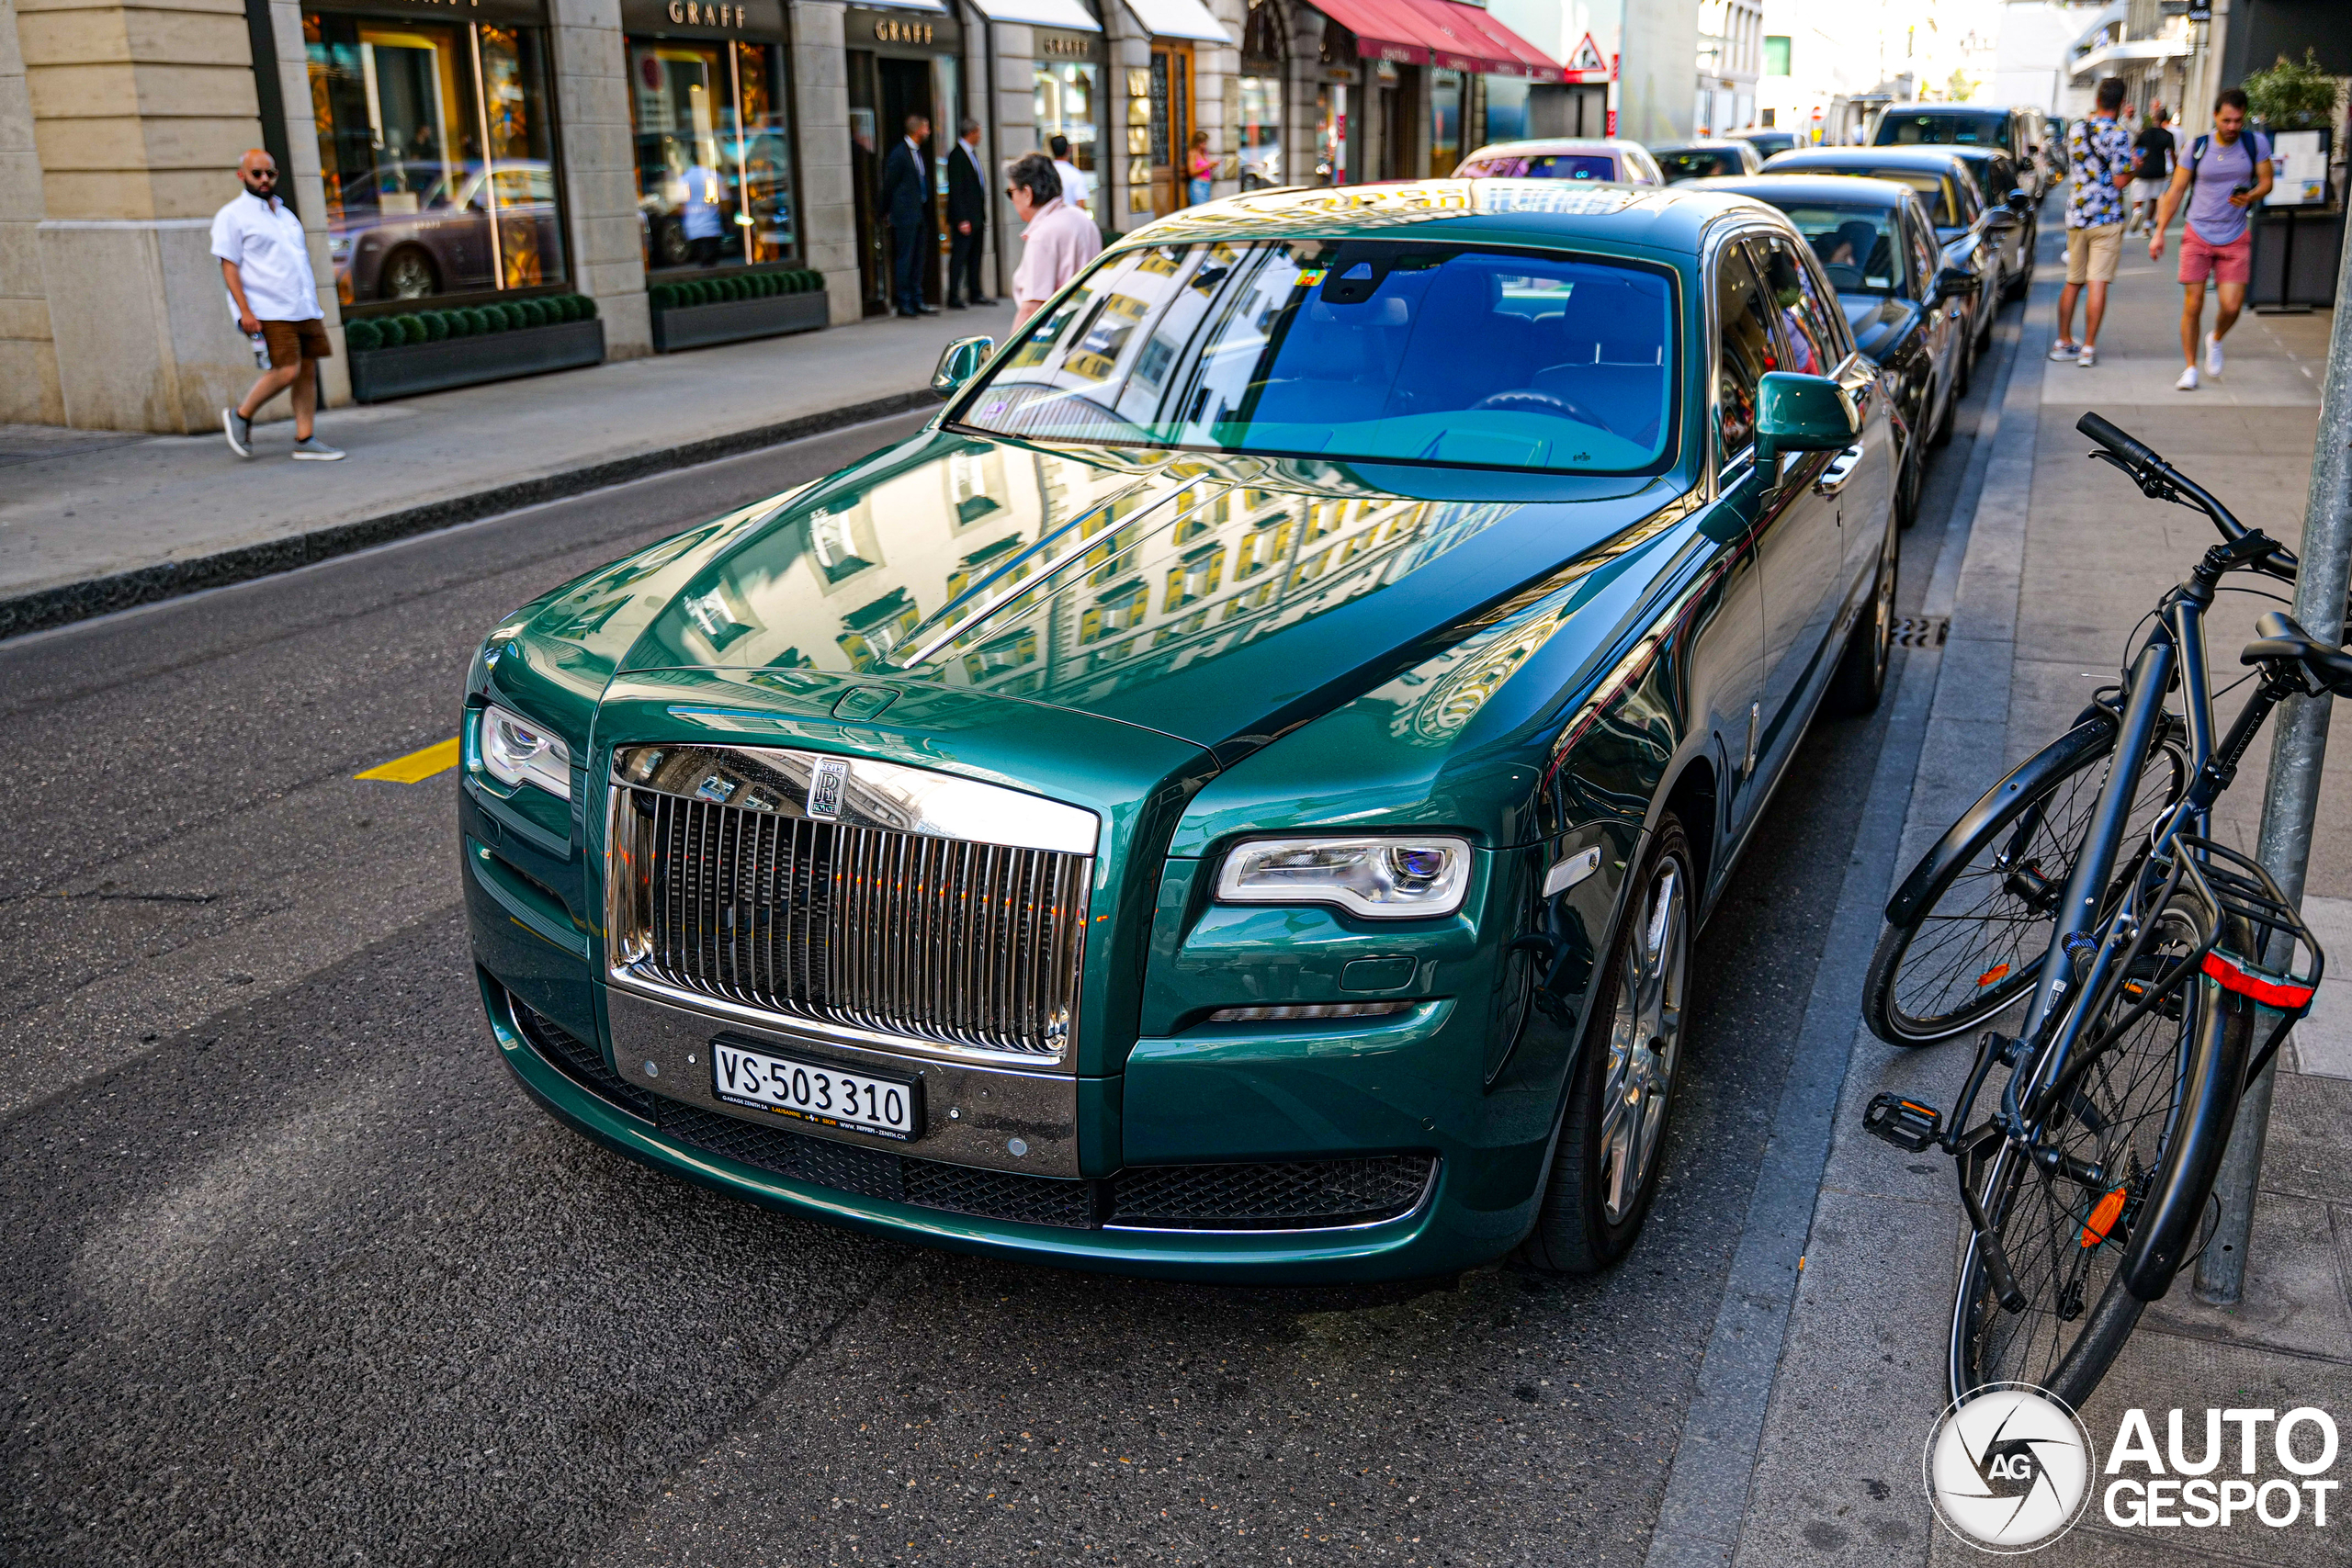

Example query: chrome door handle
[1814,442,1865,497]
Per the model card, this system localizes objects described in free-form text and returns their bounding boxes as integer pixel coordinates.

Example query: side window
[1905,209,1938,299]
[1760,231,1841,374]
[1713,243,1780,465]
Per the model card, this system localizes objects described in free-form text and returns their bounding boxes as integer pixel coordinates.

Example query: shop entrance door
[1148,39,1192,217]
[1379,67,1416,180]
[848,51,943,314]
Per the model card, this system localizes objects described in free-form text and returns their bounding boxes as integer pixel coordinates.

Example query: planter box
[347,319,605,403]
[2251,205,2344,310]
[652,289,829,353]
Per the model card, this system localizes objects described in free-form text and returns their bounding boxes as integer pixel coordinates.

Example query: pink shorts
[2179,226,2253,287]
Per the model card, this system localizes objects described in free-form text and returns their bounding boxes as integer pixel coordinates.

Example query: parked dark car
[1939,144,2040,301]
[1698,175,1971,528]
[1649,140,1765,182]
[460,180,1900,1282]
[1726,128,1799,161]
[1870,101,2052,201]
[1760,146,2000,380]
[332,159,567,301]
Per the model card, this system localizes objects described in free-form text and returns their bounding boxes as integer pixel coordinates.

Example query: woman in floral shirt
[2052,77,2137,367]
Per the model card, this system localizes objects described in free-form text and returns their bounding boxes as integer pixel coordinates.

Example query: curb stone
[0,388,938,643]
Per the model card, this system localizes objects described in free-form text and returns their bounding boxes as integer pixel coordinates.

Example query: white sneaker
[290,435,345,461]
[2176,366,2200,390]
[2205,331,2225,378]
[2049,341,2080,361]
[2076,344,2098,367]
[221,407,252,457]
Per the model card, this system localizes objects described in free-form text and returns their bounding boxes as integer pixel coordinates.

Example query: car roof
[1117,178,1763,256]
[1465,139,1639,155]
[1768,146,1973,174]
[1686,175,1924,212]
[1879,103,2017,117]
[1653,141,1749,152]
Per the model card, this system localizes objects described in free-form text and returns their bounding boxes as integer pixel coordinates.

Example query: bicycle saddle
[2242,610,2352,694]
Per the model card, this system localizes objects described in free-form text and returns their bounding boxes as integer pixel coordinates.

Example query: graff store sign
[667,1,745,23]
[873,15,933,42]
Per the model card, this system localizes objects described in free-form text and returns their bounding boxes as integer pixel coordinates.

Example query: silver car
[1453,138,1666,185]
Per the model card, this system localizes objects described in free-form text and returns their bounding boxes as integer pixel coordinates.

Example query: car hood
[609,428,1682,764]
[1840,293,1918,363]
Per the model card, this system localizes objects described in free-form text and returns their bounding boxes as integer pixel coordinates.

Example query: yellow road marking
[356,736,460,783]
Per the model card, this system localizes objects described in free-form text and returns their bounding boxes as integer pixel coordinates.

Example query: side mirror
[1755,371,1856,468]
[932,335,993,400]
[2005,187,2034,214]
[1934,265,1980,303]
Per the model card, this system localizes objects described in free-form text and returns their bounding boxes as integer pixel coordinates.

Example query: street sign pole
[2194,205,2352,1306]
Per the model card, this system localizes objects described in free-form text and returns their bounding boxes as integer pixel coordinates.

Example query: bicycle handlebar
[2076,411,2301,582]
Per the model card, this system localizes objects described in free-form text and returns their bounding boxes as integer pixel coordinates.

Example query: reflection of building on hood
[683,164,723,238]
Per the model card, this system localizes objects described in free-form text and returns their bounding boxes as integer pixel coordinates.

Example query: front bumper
[481,970,1522,1282]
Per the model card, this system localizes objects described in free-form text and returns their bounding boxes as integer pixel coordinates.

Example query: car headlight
[1214,836,1473,919]
[475,704,571,800]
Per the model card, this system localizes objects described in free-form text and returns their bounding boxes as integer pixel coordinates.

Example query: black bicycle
[1863,413,2348,1408]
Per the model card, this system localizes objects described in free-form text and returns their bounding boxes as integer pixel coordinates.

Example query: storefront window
[1034,61,1098,180]
[305,8,568,304]
[1482,75,1527,145]
[1315,83,1348,185]
[1430,69,1462,176]
[1238,76,1281,187]
[629,36,797,272]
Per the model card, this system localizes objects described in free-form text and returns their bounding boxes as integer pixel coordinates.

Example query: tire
[1949,933,2250,1409]
[1826,525,1897,716]
[1929,363,1959,448]
[1861,713,2188,1046]
[1520,818,1693,1276]
[1955,326,1973,399]
[382,246,439,300]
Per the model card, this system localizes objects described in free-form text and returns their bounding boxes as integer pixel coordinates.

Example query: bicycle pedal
[1864,1092,1943,1153]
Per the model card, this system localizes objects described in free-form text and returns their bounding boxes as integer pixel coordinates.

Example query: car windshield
[1455,152,1619,181]
[1880,113,2009,150]
[1771,204,1905,296]
[1658,148,1743,180]
[956,240,1676,473]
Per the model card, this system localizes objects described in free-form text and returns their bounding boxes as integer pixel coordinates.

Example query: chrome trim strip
[1101,1158,1442,1236]
[604,968,1080,1072]
[611,743,1100,857]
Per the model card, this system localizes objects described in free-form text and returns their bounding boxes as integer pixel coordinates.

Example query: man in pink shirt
[1005,152,1101,328]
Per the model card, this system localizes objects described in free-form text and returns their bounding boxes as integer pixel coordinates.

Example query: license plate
[710,1039,922,1141]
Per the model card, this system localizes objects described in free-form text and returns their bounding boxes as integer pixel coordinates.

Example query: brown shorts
[261,318,332,368]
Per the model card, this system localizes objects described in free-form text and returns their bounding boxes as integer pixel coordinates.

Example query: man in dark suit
[878,113,935,317]
[944,118,994,308]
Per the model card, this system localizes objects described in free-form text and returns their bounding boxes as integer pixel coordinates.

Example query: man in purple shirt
[2149,87,2273,390]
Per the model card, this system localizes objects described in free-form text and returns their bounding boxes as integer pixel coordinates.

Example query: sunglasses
[248,169,278,181]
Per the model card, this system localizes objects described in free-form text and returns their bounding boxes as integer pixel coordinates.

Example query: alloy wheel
[1599,858,1687,1224]
[385,250,437,299]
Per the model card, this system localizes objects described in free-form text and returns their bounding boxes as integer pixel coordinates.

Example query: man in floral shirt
[2052,77,2136,367]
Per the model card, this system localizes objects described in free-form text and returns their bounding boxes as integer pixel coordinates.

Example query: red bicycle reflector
[2201,951,2316,1010]
[1976,963,2010,988]
[2081,1186,2128,1248]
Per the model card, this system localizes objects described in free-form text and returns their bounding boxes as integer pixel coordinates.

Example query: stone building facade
[0,0,1554,432]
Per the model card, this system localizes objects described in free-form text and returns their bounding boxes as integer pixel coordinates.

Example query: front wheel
[1521,818,1693,1275]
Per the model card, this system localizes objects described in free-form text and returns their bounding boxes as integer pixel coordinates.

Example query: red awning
[1306,0,1565,84]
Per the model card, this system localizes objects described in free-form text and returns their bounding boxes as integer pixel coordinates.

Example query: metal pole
[2194,190,2352,1306]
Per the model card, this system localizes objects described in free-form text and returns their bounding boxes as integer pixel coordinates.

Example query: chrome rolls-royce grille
[605,743,1096,1063]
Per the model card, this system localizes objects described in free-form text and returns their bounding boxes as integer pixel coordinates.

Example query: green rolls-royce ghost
[462,180,1900,1281]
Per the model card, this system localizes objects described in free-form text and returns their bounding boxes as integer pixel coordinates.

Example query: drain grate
[1894,615,1951,649]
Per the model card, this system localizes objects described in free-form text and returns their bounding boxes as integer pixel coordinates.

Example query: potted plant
[344,293,605,403]
[648,266,831,353]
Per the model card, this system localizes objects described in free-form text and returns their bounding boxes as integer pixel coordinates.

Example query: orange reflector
[1976,963,2010,988]
[2081,1186,2129,1248]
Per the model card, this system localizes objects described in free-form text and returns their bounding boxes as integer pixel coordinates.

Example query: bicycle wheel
[1862,714,2187,1045]
[1948,907,2248,1410]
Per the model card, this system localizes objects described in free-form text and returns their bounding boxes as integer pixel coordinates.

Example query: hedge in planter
[648,267,822,312]
[346,293,599,353]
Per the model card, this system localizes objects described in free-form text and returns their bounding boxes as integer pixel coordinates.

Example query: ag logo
[1925,1383,2096,1552]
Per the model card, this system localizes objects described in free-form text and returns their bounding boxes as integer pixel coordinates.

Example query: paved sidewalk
[1713,263,2352,1562]
[0,309,984,637]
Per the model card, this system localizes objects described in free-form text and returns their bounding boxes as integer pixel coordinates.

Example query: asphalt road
[1,332,2001,1566]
